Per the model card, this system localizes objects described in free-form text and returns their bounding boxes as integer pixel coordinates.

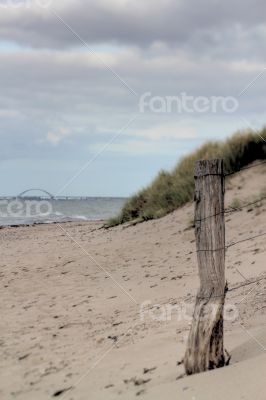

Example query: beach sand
[1,163,266,399]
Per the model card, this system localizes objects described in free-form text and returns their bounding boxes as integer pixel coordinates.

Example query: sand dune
[1,163,266,399]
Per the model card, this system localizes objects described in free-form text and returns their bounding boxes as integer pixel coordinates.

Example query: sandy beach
[1,163,266,399]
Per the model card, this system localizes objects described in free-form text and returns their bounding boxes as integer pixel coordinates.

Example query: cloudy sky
[0,0,265,196]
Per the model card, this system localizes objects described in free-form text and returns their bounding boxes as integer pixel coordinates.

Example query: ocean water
[0,197,126,227]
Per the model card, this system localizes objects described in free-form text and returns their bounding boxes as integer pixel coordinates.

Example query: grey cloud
[0,48,265,162]
[0,48,265,116]
[0,0,265,60]
[1,0,266,196]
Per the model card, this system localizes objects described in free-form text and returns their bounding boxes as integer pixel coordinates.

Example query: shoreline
[0,218,106,229]
[1,166,266,399]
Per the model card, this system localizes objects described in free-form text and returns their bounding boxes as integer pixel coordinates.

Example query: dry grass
[106,128,266,227]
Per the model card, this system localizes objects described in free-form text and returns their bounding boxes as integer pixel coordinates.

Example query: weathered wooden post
[184,159,226,375]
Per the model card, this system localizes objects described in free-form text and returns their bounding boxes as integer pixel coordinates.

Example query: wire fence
[195,159,266,244]
[189,159,266,294]
[194,195,266,223]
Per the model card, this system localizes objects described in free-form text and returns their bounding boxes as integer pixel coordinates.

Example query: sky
[0,0,265,197]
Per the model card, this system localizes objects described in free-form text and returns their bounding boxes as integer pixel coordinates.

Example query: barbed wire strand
[194,195,266,223]
[227,232,266,248]
[227,276,266,293]
[186,231,266,255]
[196,275,266,299]
[224,160,266,177]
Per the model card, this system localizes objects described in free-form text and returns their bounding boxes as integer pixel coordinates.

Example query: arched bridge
[17,189,54,199]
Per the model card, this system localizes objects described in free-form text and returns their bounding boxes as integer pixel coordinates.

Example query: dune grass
[106,128,266,227]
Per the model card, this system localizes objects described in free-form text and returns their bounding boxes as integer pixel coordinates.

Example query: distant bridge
[17,189,54,199]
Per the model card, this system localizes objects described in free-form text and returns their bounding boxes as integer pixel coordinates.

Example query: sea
[0,197,126,227]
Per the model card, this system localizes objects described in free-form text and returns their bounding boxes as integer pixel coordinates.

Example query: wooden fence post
[184,159,226,375]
